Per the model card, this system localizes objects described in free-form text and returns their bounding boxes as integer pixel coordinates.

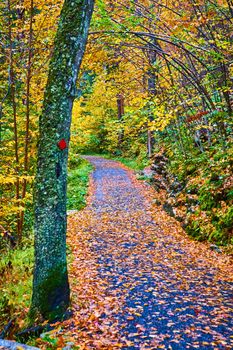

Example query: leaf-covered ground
[44,157,233,349]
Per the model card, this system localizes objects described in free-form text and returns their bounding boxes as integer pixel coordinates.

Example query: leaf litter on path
[38,157,233,349]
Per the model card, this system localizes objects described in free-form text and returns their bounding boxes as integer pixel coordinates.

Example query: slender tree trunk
[30,0,94,321]
[117,94,124,148]
[7,0,21,240]
[20,0,34,237]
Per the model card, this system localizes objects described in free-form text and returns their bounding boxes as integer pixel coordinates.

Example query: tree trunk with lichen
[30,0,94,321]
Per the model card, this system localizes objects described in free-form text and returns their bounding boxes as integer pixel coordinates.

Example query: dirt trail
[65,157,233,349]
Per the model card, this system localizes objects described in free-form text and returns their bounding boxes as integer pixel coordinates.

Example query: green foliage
[111,155,149,171]
[68,153,83,170]
[40,333,59,348]
[168,142,233,245]
[67,156,93,210]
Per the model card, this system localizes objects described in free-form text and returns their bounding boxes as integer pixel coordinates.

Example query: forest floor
[43,156,233,350]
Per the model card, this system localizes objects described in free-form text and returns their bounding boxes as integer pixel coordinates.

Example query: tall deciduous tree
[31,0,94,320]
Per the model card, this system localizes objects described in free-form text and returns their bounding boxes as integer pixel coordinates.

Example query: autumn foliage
[0,0,63,243]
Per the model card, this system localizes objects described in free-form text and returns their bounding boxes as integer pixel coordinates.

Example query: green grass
[67,155,93,210]
[111,156,149,171]
[80,152,149,171]
[0,240,34,331]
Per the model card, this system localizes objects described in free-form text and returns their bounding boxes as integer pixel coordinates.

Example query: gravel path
[69,156,233,349]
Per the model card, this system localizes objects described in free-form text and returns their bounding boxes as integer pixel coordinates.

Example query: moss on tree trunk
[30,0,94,320]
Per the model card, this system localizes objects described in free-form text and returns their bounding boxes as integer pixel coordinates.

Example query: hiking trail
[63,156,233,350]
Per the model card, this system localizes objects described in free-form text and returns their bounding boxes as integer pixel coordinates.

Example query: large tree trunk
[30,0,94,321]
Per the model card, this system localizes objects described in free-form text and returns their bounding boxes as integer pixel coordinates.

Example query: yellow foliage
[0,0,63,235]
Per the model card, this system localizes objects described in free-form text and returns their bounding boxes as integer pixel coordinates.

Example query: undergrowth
[67,155,93,210]
[166,142,233,246]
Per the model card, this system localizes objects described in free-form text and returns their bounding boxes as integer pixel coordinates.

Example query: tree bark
[147,37,157,158]
[117,94,124,148]
[31,0,94,320]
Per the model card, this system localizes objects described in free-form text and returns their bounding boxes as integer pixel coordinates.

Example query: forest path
[65,157,233,350]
